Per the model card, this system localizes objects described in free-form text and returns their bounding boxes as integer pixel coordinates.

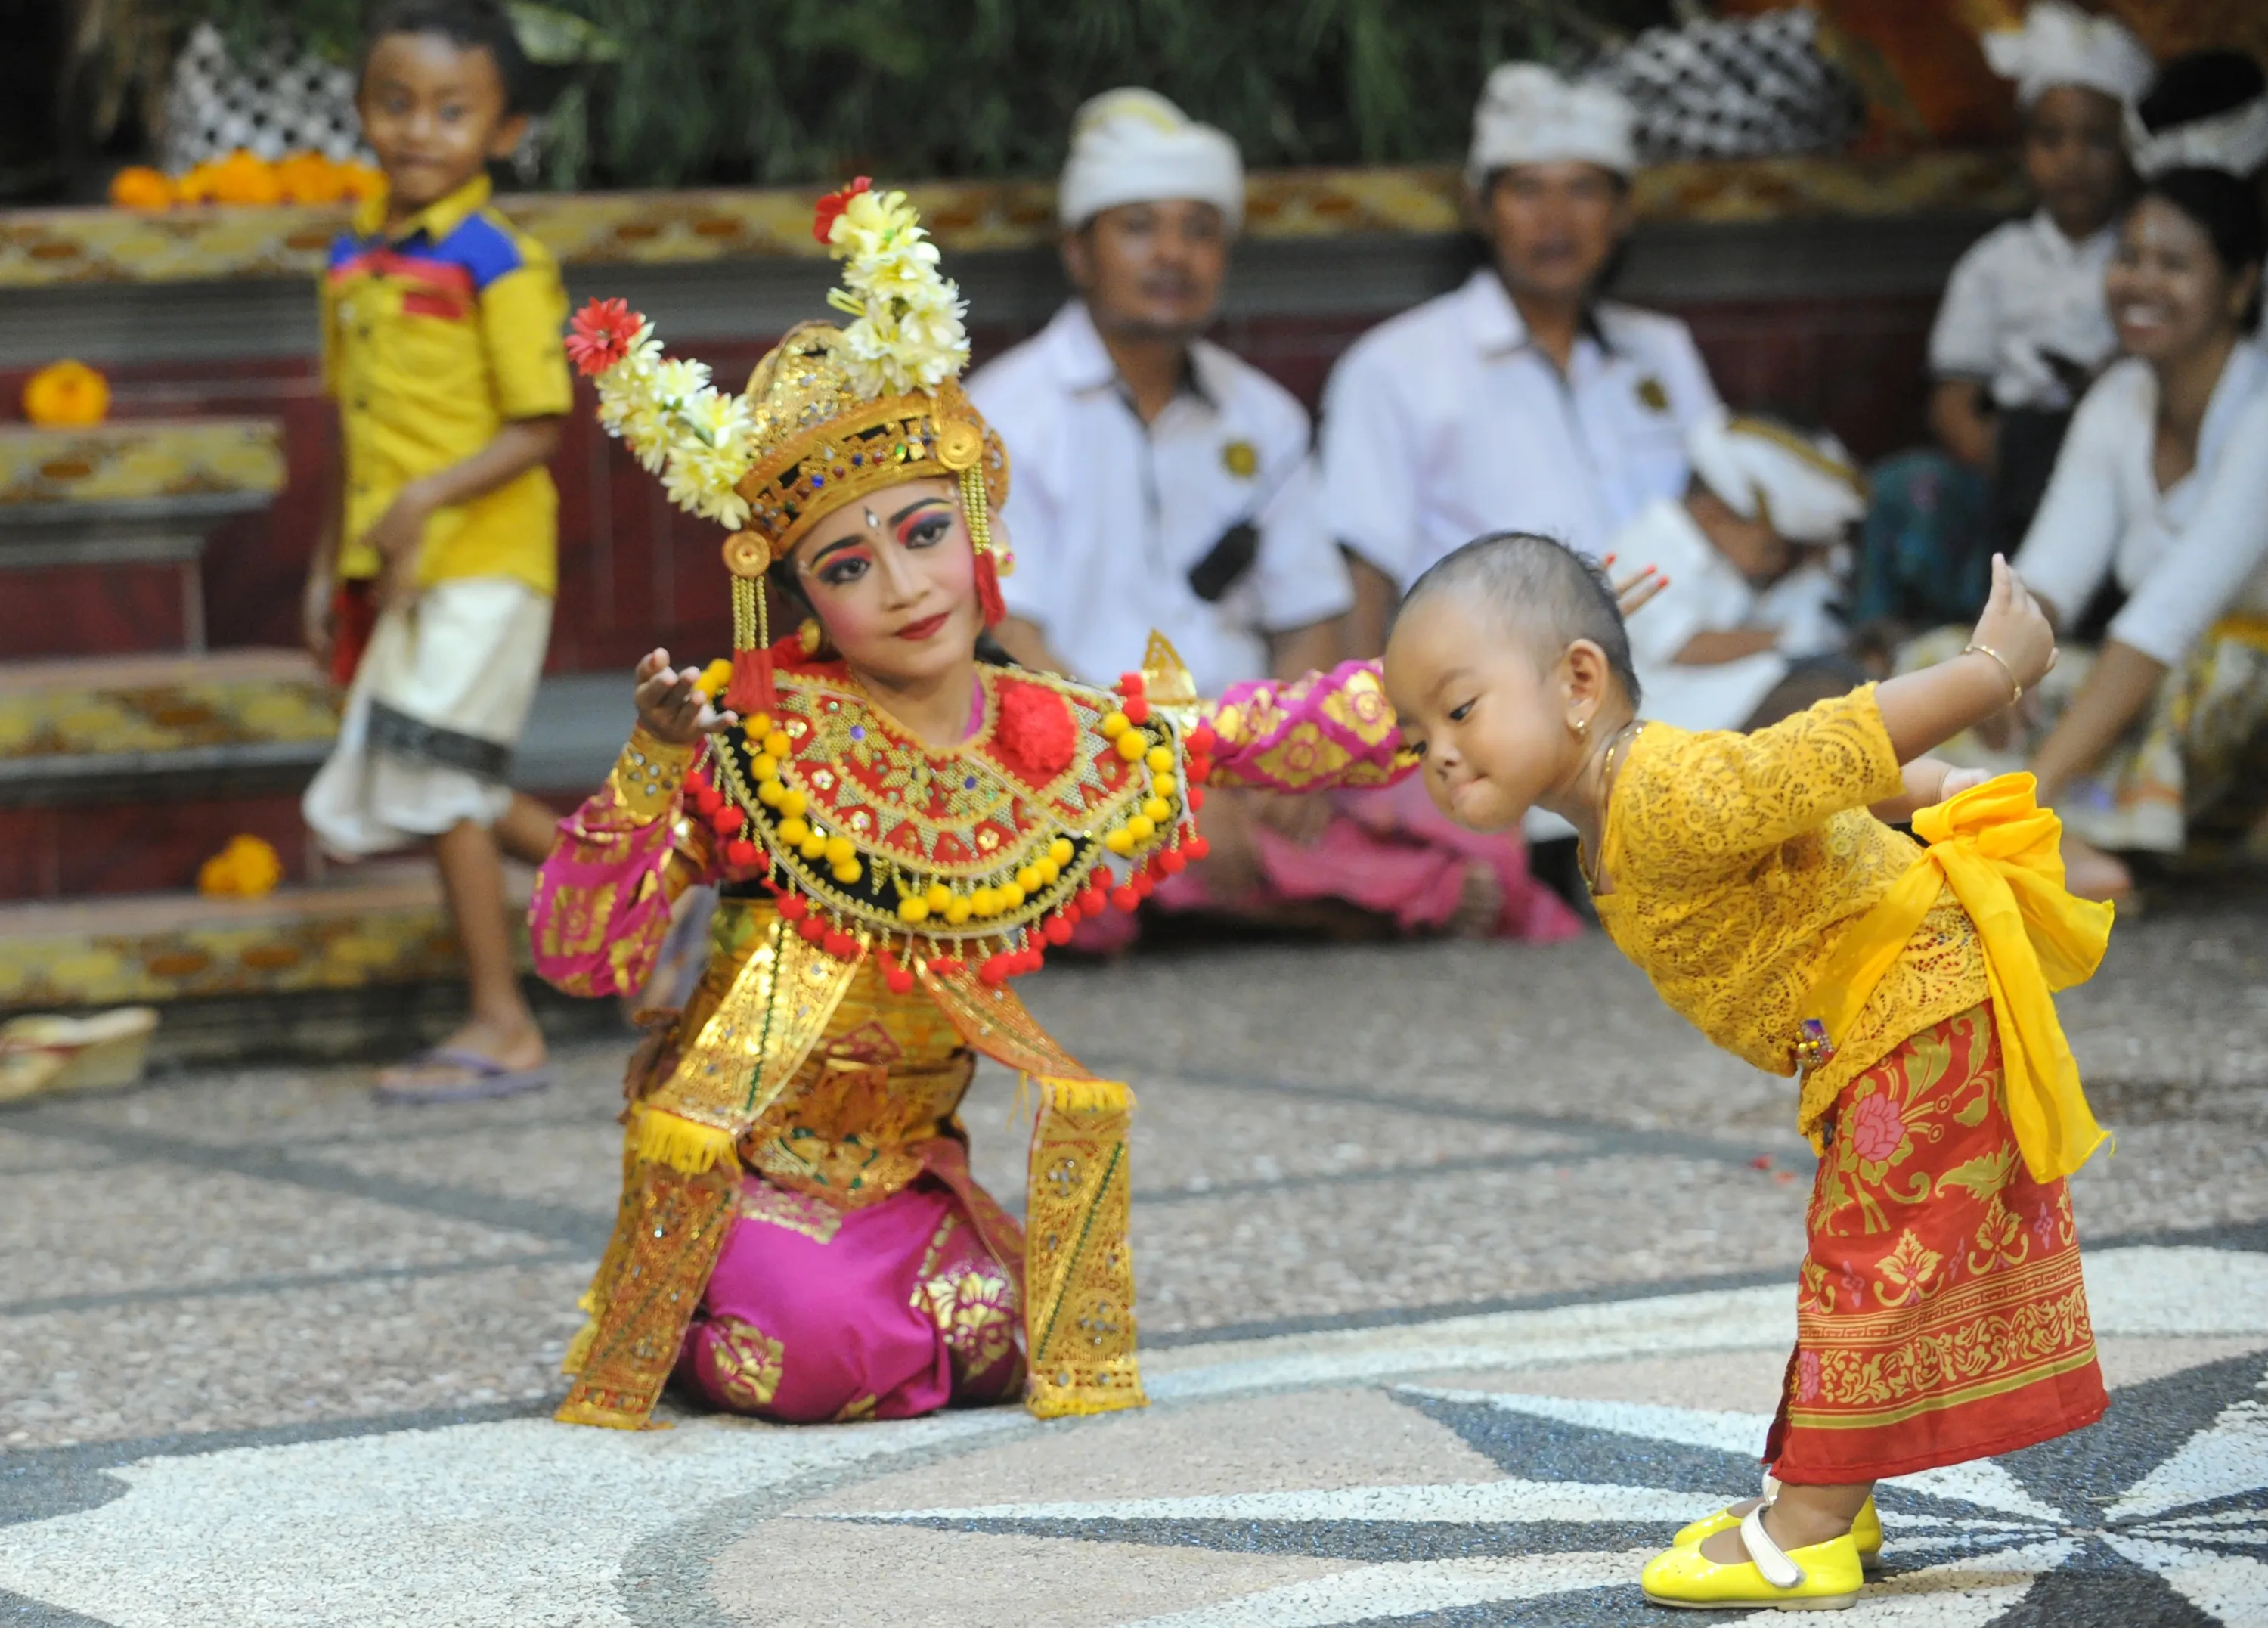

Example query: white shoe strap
[1740,1504,1806,1589]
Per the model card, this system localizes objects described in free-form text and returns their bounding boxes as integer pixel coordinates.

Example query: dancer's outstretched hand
[634,648,739,746]
[1969,555,2059,696]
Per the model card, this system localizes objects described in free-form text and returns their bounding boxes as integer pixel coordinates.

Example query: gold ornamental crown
[572,181,1010,581]
[723,322,1009,579]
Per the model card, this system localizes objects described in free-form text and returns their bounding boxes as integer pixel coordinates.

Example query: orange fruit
[208,149,282,206]
[108,166,174,210]
[337,161,387,203]
[22,360,111,428]
[274,150,347,205]
[175,160,224,205]
[197,834,284,898]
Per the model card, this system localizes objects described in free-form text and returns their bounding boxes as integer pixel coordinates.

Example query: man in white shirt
[1321,64,1724,657]
[973,88,1347,699]
[972,90,1579,943]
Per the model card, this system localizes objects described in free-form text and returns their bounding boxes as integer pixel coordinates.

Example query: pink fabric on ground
[1147,777,1582,941]
[676,1174,1024,1423]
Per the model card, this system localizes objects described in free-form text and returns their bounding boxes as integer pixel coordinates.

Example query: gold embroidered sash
[557,916,864,1428]
[1023,1076,1145,1418]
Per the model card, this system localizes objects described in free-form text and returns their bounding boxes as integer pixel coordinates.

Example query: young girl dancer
[531,183,1414,1430]
[1384,532,2113,1611]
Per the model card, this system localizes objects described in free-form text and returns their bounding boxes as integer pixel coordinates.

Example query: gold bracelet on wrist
[609,727,696,822]
[1961,642,2022,706]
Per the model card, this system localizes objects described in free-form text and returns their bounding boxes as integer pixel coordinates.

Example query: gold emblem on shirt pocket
[1635,375,1671,414]
[1222,439,1259,479]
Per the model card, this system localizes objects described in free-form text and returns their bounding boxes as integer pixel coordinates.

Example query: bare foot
[2062,836,2133,903]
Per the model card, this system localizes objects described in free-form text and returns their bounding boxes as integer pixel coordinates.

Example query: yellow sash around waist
[1806,774,2115,1183]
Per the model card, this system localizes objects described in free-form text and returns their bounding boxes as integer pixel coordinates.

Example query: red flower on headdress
[813,175,872,245]
[565,296,643,377]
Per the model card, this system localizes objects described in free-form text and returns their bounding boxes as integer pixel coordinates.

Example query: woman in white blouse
[2006,166,2266,899]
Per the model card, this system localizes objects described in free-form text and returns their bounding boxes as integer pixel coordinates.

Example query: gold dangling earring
[798,616,826,656]
[1572,715,1589,741]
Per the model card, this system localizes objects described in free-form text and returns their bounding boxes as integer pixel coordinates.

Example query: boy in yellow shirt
[301,0,572,1100]
[1386,535,2112,1611]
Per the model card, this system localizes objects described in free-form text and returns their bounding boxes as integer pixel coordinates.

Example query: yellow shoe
[1641,1509,1863,1611]
[1675,1494,1882,1564]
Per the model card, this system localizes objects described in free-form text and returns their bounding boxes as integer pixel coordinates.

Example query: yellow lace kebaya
[1589,687,1994,1145]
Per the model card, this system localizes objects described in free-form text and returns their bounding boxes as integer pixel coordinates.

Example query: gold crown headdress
[566,179,1012,715]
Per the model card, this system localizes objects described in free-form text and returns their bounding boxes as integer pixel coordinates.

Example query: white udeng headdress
[1981,1,2153,109]
[2128,93,2268,180]
[1685,408,1866,546]
[1058,88,1245,231]
[1467,63,1638,185]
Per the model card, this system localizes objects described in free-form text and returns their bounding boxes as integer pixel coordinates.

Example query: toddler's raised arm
[1873,555,2057,765]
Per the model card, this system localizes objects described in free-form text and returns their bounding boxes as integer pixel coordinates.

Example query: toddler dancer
[1384,533,2113,1611]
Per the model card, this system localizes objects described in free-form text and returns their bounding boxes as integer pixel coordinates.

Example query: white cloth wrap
[2127,94,2268,179]
[304,576,552,857]
[1683,407,1866,546]
[1981,2,2153,108]
[1467,63,1638,184]
[1057,88,1244,229]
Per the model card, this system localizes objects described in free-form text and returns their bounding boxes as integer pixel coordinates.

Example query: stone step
[0,651,636,901]
[0,418,286,656]
[0,861,528,1012]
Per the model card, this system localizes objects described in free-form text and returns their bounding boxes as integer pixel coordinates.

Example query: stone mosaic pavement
[4,890,2266,1626]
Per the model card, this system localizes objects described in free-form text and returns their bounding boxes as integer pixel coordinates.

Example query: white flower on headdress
[592,333,671,473]
[581,329,759,521]
[824,187,971,398]
[662,389,758,529]
[567,181,972,534]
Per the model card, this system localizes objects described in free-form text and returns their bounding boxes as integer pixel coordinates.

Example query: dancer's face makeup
[789,477,981,689]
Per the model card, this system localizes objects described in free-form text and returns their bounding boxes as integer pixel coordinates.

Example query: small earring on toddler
[798,616,826,656]
[1572,714,1589,740]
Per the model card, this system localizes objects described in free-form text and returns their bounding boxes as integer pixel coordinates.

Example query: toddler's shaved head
[1396,532,1641,707]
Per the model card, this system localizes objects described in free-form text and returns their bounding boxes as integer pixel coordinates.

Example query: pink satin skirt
[674,1173,1024,1422]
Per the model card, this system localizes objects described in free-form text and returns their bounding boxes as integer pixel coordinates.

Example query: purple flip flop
[374,1047,552,1105]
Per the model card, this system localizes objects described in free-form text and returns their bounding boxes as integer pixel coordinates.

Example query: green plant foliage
[166,0,1677,188]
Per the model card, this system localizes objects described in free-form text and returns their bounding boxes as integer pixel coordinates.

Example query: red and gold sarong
[1766,1003,2107,1484]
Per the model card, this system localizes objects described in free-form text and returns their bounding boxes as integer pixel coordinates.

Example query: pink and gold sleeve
[1199,660,1416,792]
[530,728,714,997]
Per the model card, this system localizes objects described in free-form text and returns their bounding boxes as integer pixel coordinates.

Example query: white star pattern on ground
[807,1360,2268,1624]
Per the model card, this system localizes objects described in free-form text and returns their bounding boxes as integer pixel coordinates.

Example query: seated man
[1615,408,1868,733]
[971,89,1576,942]
[1323,63,1724,659]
